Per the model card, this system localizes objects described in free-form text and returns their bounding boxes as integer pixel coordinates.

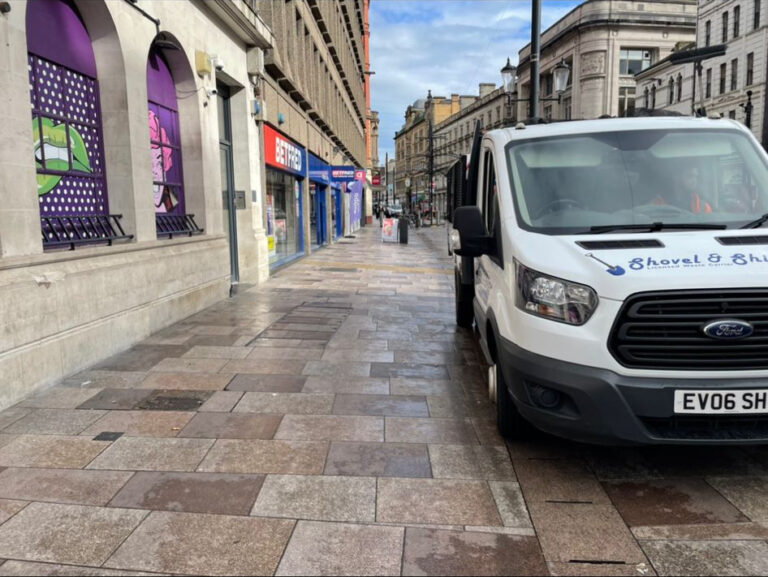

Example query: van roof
[489,116,748,143]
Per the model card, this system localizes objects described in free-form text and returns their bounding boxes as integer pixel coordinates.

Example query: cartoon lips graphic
[33,117,93,196]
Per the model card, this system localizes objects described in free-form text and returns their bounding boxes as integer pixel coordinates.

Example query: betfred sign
[372,176,381,186]
[264,125,306,177]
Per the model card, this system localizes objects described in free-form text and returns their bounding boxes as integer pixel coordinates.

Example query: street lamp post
[501,57,570,121]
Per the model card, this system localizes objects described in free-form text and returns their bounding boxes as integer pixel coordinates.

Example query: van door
[475,146,504,324]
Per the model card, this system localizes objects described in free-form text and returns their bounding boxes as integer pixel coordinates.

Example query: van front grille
[609,290,768,370]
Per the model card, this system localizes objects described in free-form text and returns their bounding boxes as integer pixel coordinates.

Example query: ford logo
[703,319,754,340]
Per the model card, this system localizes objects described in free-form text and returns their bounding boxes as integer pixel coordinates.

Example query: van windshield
[505,129,768,234]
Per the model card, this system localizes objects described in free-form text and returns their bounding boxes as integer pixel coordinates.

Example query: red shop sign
[264,125,306,177]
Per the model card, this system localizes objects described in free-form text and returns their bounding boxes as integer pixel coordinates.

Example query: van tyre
[493,363,539,441]
[455,270,474,328]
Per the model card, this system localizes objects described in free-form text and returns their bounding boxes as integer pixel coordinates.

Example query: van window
[505,129,768,234]
[482,150,498,232]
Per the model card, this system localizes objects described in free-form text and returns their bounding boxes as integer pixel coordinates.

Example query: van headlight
[515,262,598,325]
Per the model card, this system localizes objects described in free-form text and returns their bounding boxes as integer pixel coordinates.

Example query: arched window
[677,74,683,101]
[147,45,184,214]
[668,77,674,105]
[27,0,107,218]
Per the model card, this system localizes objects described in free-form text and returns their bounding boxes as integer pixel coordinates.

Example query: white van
[451,117,768,445]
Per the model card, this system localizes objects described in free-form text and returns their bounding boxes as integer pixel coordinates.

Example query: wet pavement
[1,224,768,575]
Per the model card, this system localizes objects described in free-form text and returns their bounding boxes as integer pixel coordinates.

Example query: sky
[370,0,580,162]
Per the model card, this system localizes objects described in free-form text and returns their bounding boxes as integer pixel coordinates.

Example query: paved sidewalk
[1,224,768,575]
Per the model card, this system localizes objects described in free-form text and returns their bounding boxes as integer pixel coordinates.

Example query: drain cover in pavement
[137,390,213,411]
[93,432,124,442]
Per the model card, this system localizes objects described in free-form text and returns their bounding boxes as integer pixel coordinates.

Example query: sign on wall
[264,125,306,177]
[382,218,399,243]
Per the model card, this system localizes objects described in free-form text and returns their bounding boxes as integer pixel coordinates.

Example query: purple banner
[349,180,363,226]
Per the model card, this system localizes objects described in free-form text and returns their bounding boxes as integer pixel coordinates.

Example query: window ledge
[0,233,227,273]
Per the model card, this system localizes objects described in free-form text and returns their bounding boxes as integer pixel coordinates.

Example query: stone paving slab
[0,409,31,431]
[76,389,154,411]
[385,417,479,444]
[0,468,132,506]
[0,560,165,576]
[234,392,334,415]
[489,481,534,529]
[4,409,107,436]
[149,357,229,374]
[182,346,252,360]
[640,540,768,576]
[275,521,404,576]
[222,359,308,375]
[333,394,429,417]
[227,374,307,392]
[604,479,749,527]
[80,411,195,438]
[632,522,768,541]
[137,372,233,391]
[429,444,516,481]
[514,459,608,505]
[302,377,390,395]
[402,528,548,576]
[18,388,102,410]
[108,472,264,516]
[104,511,294,576]
[252,474,376,523]
[324,441,431,478]
[246,347,325,360]
[87,437,213,472]
[275,415,384,442]
[198,390,244,412]
[528,501,647,564]
[377,478,502,526]
[61,371,149,389]
[707,476,768,522]
[0,500,27,525]
[178,412,282,439]
[197,439,328,475]
[0,503,147,566]
[0,435,110,469]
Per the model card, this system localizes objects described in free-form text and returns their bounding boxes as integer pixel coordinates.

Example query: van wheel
[455,270,474,328]
[492,363,539,441]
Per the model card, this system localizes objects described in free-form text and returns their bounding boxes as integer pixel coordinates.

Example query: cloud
[370,0,579,161]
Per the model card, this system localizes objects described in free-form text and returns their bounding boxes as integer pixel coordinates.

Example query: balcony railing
[41,215,133,251]
[156,214,204,239]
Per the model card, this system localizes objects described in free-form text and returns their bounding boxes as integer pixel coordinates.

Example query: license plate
[674,389,768,414]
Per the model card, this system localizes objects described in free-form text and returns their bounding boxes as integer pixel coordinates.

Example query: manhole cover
[137,390,213,411]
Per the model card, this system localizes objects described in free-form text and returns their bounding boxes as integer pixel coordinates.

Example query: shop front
[264,125,306,269]
[331,167,365,237]
[308,153,330,249]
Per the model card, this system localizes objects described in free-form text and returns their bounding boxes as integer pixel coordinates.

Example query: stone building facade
[393,95,463,210]
[515,0,697,121]
[254,0,367,260]
[432,84,516,217]
[637,0,768,143]
[0,0,366,410]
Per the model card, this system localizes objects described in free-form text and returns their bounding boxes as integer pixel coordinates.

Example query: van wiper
[589,222,727,234]
[741,213,768,229]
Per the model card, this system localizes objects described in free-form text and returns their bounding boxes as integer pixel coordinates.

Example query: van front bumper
[497,335,768,445]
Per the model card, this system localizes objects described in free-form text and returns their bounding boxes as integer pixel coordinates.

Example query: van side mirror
[453,206,495,257]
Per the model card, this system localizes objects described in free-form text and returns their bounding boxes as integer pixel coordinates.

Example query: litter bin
[398,217,408,244]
